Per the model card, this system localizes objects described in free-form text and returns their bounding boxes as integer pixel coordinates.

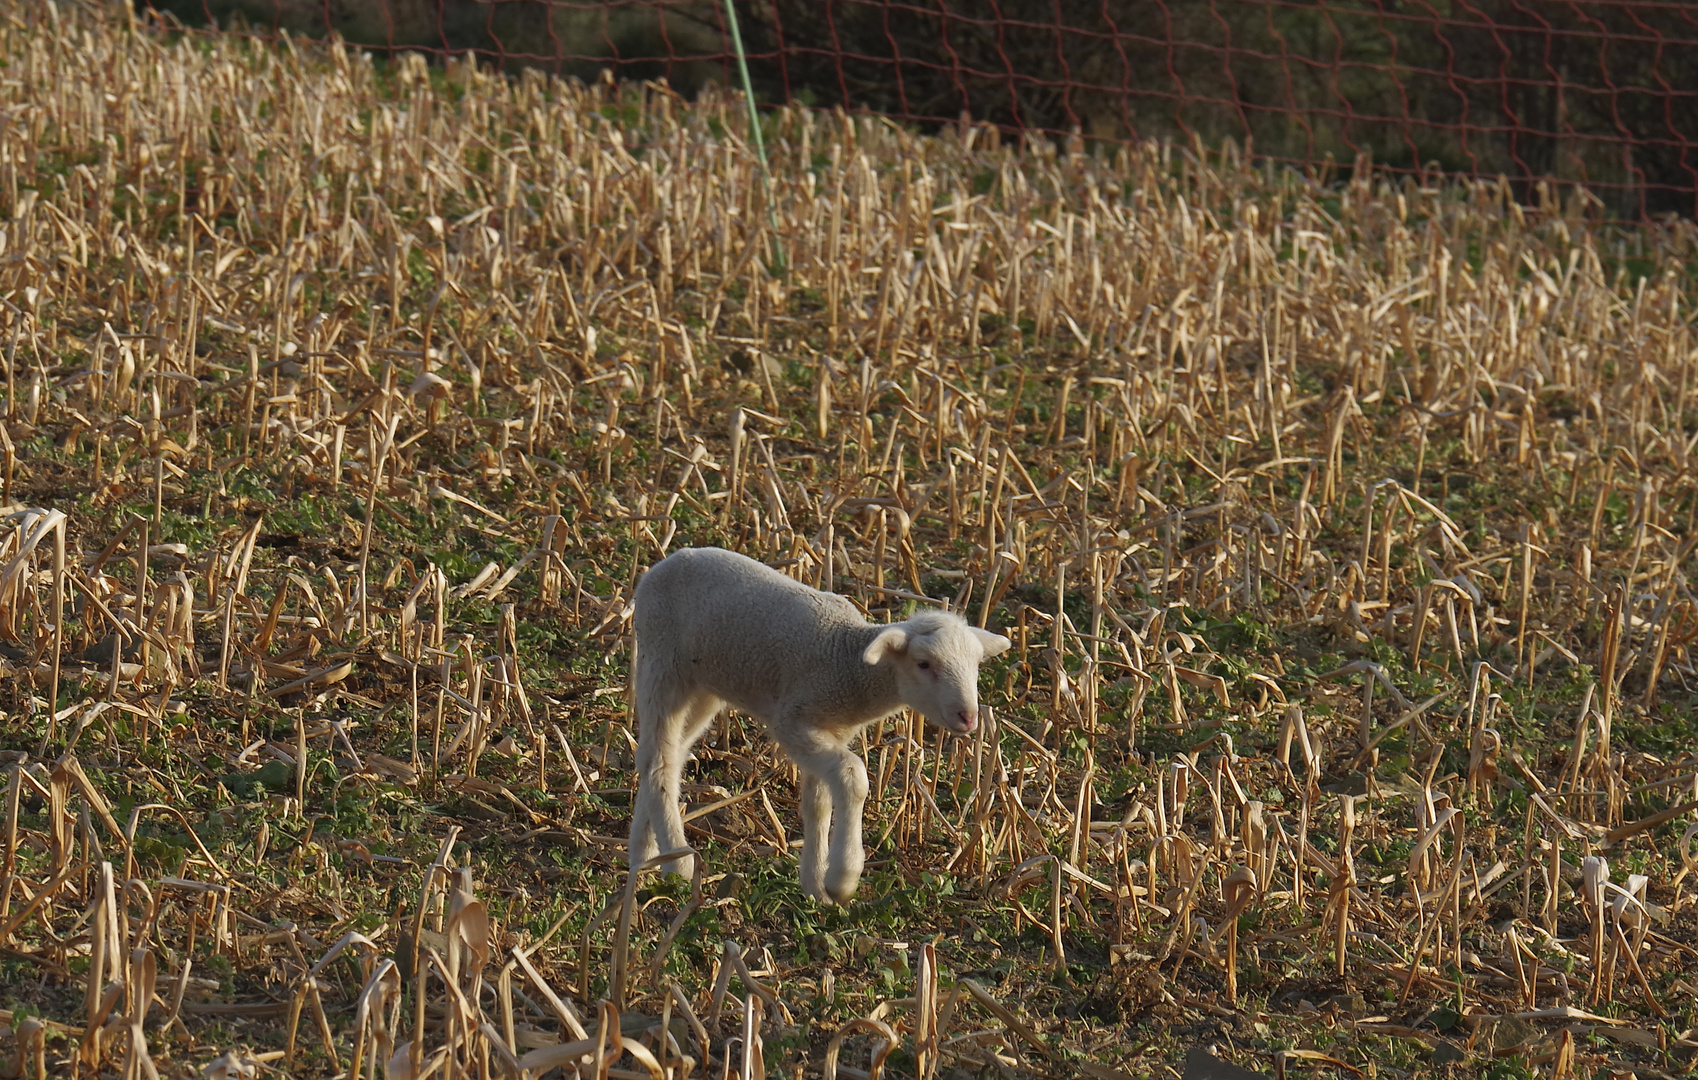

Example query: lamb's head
[862,611,1011,733]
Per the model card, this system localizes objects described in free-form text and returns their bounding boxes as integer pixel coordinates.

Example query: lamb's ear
[971,627,1012,658]
[863,625,910,665]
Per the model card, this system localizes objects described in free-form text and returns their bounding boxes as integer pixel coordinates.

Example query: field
[1,3,1697,1078]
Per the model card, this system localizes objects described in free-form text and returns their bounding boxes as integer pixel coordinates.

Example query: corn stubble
[0,2,1695,1077]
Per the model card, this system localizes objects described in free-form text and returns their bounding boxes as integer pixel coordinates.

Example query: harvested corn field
[0,3,1697,1078]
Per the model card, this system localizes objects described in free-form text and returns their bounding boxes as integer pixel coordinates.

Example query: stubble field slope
[0,3,1696,1077]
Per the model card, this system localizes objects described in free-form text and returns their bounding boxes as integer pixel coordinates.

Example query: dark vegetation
[142,0,1698,218]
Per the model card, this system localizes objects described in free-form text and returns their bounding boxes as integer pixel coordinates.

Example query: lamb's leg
[637,691,719,881]
[632,669,701,879]
[823,751,870,904]
[629,778,656,869]
[776,729,869,905]
[797,770,832,901]
[629,700,668,874]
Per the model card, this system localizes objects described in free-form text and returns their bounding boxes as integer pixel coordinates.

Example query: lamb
[628,546,1010,904]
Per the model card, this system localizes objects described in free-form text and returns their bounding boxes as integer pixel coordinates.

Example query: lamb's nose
[958,709,978,731]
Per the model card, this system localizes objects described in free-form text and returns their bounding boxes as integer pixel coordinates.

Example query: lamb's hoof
[634,850,696,882]
[824,876,860,906]
[659,855,697,881]
[802,876,844,906]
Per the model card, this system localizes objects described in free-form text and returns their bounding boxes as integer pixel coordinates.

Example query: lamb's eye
[917,661,931,670]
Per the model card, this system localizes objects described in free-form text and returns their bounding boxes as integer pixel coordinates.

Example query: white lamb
[628,546,1010,904]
